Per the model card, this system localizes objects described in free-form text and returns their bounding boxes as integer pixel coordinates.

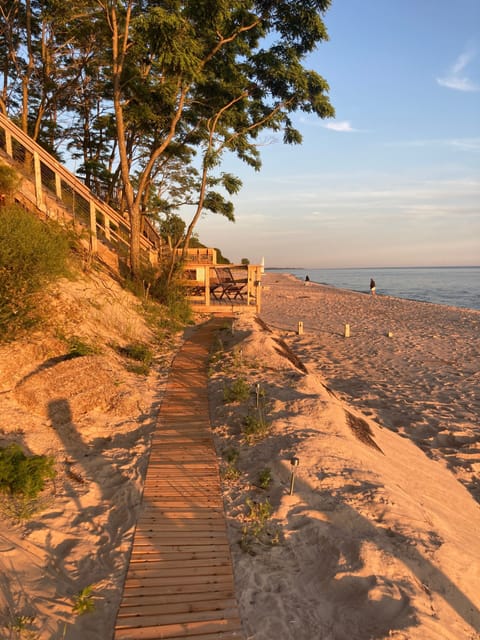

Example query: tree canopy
[1,0,334,275]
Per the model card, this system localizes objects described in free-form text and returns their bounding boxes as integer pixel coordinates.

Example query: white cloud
[437,46,479,92]
[387,137,480,152]
[323,120,357,132]
[450,137,480,152]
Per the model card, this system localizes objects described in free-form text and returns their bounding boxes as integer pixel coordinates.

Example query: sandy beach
[0,269,479,639]
[260,273,480,499]
[208,272,480,640]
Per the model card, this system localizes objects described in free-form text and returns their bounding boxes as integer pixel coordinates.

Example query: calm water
[270,267,480,311]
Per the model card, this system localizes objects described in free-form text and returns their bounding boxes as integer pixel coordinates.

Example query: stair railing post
[89,200,97,253]
[55,172,62,200]
[33,152,45,212]
[5,130,12,157]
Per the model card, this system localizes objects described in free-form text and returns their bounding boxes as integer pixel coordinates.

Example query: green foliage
[72,585,95,616]
[67,337,100,358]
[257,467,272,490]
[220,448,240,482]
[0,206,71,341]
[0,444,55,499]
[0,444,55,520]
[117,342,153,375]
[150,270,192,328]
[7,614,38,639]
[1,0,334,279]
[240,497,280,553]
[243,412,271,445]
[0,165,21,199]
[223,378,250,403]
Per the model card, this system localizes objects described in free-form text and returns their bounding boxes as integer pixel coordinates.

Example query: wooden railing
[178,247,218,264]
[0,112,162,266]
[182,263,262,313]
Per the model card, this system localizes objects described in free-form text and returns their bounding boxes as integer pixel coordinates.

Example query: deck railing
[0,112,162,266]
[178,247,218,264]
[182,263,262,313]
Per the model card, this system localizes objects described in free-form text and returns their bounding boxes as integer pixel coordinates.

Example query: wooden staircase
[0,112,163,269]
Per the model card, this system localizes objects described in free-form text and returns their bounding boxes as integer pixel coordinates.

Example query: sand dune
[208,273,480,640]
[1,270,479,639]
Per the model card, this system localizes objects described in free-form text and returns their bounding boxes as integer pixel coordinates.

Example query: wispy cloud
[323,120,357,132]
[437,46,479,91]
[450,137,480,152]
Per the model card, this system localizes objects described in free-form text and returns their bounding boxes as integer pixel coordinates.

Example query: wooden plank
[133,518,227,533]
[140,482,217,489]
[116,597,237,618]
[136,509,225,518]
[118,590,235,607]
[138,499,223,507]
[116,614,243,633]
[115,626,243,640]
[131,535,230,545]
[121,582,234,598]
[123,574,233,589]
[129,554,232,567]
[117,609,240,630]
[126,564,232,578]
[130,544,230,555]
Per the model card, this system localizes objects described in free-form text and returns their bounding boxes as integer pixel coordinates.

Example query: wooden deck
[114,318,244,640]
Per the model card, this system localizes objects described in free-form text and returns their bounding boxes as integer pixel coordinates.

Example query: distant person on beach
[370,278,376,296]
[305,275,310,282]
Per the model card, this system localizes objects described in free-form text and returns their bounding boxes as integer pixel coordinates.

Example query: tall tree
[1,1,334,278]
[97,0,334,276]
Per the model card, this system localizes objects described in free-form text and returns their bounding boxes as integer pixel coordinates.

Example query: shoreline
[268,268,480,312]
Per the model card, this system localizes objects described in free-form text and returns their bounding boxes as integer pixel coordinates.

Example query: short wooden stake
[387,331,393,338]
[298,321,304,335]
[344,324,350,338]
[255,383,261,409]
[289,457,300,495]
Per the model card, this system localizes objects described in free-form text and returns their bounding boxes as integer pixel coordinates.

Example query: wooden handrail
[0,112,162,261]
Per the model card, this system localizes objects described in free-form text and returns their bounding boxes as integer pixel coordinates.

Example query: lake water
[269,267,480,311]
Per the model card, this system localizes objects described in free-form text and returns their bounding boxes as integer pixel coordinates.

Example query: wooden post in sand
[344,324,350,338]
[298,321,304,335]
[289,457,299,495]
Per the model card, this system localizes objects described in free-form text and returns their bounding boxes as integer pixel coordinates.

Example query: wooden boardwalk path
[114,319,244,640]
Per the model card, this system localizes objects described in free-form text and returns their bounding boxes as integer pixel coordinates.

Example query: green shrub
[223,378,250,403]
[67,336,100,357]
[149,269,192,328]
[0,205,71,340]
[72,585,95,615]
[240,497,280,553]
[0,165,21,199]
[220,448,240,482]
[0,444,55,499]
[243,412,271,444]
[117,341,153,375]
[257,467,272,489]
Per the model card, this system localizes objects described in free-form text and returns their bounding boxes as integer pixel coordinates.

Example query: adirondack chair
[211,267,248,301]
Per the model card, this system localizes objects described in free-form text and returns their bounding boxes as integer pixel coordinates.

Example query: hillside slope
[208,314,480,640]
[0,268,180,639]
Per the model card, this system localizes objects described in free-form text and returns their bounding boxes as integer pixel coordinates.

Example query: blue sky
[193,0,480,268]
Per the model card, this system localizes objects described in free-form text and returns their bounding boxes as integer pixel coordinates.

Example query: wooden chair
[211,267,247,301]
